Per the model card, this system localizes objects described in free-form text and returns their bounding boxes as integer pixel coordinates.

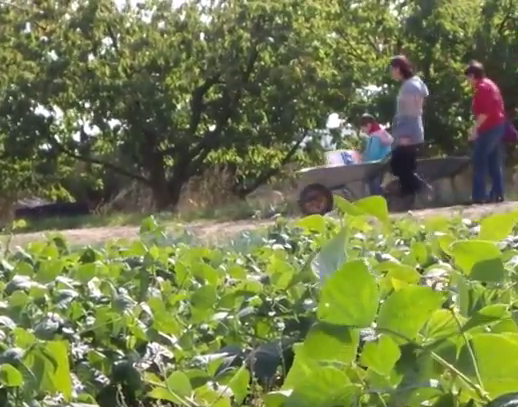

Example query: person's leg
[397,146,421,196]
[391,147,410,195]
[390,146,403,178]
[472,129,492,202]
[368,175,383,195]
[487,124,505,201]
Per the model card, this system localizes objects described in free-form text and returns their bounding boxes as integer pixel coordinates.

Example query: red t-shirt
[473,77,505,133]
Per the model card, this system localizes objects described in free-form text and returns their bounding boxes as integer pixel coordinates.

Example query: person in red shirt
[465,60,507,204]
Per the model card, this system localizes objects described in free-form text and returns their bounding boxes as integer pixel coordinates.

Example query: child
[359,113,393,195]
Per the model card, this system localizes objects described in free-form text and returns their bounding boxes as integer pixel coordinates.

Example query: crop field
[1,196,518,407]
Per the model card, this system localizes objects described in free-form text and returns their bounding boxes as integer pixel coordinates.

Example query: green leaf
[0,364,23,387]
[284,366,360,407]
[458,333,518,399]
[165,371,192,399]
[360,334,401,375]
[377,286,444,344]
[227,366,249,405]
[479,211,518,241]
[36,259,65,283]
[333,195,365,217]
[317,260,379,327]
[461,304,510,333]
[46,341,73,399]
[195,384,231,406]
[264,390,291,407]
[76,263,97,283]
[422,309,461,343]
[311,227,347,282]
[296,215,327,233]
[450,240,506,282]
[34,341,73,400]
[302,323,359,365]
[375,262,421,284]
[191,286,217,310]
[354,195,389,224]
[148,387,185,405]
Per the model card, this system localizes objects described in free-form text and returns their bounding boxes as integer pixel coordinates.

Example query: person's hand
[468,127,478,141]
[398,137,411,146]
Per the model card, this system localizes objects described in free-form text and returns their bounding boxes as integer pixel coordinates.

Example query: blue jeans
[472,123,505,202]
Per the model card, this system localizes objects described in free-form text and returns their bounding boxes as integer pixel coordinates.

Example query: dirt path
[5,202,518,247]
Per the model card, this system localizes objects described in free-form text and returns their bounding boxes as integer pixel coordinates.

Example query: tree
[0,0,358,210]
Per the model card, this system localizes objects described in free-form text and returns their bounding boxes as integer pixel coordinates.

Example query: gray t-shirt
[392,75,429,145]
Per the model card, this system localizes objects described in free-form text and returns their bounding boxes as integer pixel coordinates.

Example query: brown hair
[464,60,485,79]
[390,55,414,79]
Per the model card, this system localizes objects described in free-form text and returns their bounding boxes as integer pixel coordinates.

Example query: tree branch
[188,74,222,135]
[234,131,308,198]
[190,44,260,160]
[46,129,151,185]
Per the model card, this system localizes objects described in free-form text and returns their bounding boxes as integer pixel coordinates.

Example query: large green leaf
[311,227,348,282]
[227,366,249,406]
[31,341,73,401]
[450,240,506,282]
[360,334,401,375]
[354,195,390,225]
[458,333,518,399]
[296,215,327,234]
[317,260,379,327]
[166,371,193,399]
[302,323,359,365]
[0,364,23,387]
[377,286,444,344]
[333,195,365,217]
[285,366,360,407]
[479,211,518,241]
[191,286,217,310]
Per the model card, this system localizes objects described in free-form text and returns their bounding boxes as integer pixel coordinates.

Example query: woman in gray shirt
[388,55,431,205]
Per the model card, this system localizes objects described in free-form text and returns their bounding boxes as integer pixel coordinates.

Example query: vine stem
[359,324,492,403]
[430,352,490,402]
[450,307,488,400]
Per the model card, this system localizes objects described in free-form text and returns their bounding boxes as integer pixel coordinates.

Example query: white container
[325,150,360,166]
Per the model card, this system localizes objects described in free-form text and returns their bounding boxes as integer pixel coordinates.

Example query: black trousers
[390,145,425,196]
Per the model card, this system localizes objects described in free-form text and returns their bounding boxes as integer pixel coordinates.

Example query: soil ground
[4,201,518,248]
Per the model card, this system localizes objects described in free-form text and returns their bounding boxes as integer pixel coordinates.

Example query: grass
[11,198,297,234]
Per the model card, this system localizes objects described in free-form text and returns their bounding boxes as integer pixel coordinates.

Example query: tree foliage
[0,0,517,209]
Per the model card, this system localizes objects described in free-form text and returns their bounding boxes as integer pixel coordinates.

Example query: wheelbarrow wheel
[298,183,334,216]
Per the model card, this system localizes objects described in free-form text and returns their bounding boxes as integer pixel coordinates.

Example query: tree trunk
[149,169,190,212]
[150,182,183,211]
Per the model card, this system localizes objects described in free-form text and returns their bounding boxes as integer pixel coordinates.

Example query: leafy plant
[0,200,518,406]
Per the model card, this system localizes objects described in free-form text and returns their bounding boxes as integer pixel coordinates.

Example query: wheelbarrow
[297,155,472,215]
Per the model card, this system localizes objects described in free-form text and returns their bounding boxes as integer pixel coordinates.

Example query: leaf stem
[356,324,491,403]
[449,308,490,401]
[430,351,490,402]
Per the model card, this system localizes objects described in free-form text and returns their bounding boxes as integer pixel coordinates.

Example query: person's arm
[379,129,394,146]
